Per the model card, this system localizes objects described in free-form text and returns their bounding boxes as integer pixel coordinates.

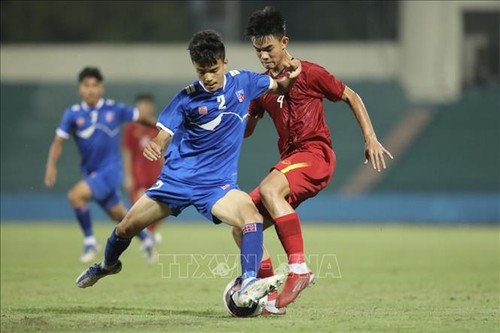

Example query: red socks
[257,257,274,278]
[274,212,305,264]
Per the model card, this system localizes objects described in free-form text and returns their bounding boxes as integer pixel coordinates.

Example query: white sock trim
[288,263,309,274]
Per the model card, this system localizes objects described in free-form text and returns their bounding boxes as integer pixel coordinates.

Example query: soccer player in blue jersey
[44,67,157,264]
[75,30,301,308]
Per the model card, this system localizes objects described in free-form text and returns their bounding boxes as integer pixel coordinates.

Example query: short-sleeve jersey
[123,123,162,187]
[56,98,138,174]
[249,60,346,157]
[157,70,272,185]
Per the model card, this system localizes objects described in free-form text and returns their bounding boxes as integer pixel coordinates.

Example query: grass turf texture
[1,222,498,333]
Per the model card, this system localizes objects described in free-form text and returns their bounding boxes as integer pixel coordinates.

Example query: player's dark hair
[78,66,103,82]
[134,93,155,103]
[188,30,226,67]
[245,6,286,41]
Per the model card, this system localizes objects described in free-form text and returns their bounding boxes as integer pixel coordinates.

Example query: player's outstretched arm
[143,129,171,162]
[342,86,394,172]
[122,146,134,192]
[44,136,65,188]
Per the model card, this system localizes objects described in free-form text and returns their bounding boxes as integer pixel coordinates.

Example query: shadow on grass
[9,305,228,318]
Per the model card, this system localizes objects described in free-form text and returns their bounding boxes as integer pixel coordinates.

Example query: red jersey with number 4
[123,123,163,188]
[249,60,346,158]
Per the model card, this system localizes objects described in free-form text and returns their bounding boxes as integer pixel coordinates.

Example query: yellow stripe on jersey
[281,162,310,174]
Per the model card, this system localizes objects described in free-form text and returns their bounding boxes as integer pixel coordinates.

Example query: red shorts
[249,142,336,218]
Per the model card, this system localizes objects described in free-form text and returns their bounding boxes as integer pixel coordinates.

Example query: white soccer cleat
[233,274,285,308]
[75,260,122,288]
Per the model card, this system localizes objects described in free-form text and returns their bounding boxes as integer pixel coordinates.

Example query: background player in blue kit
[44,67,157,264]
[75,30,301,308]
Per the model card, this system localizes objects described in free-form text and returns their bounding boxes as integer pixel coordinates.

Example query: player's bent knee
[115,223,136,239]
[66,190,74,203]
[115,216,141,238]
[67,188,84,206]
[258,184,280,202]
[108,208,127,222]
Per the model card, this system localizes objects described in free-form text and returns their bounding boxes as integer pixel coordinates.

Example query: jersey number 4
[277,95,285,108]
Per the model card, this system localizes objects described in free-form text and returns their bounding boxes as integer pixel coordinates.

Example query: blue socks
[240,223,263,280]
[74,206,93,237]
[104,228,131,267]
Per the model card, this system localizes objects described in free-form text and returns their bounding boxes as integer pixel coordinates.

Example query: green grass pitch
[1,222,498,332]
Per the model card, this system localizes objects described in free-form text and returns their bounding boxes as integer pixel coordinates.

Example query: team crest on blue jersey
[235,90,245,103]
[76,117,85,126]
[198,106,208,115]
[105,112,114,123]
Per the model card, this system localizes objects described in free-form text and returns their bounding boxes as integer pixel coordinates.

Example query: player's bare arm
[268,58,302,94]
[342,86,394,172]
[122,147,134,192]
[44,135,65,188]
[244,116,260,138]
[143,129,171,162]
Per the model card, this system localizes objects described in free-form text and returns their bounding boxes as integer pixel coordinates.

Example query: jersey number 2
[217,95,227,110]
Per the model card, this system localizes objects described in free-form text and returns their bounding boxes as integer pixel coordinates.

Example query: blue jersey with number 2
[157,70,272,186]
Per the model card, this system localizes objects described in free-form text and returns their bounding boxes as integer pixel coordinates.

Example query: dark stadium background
[1,1,499,223]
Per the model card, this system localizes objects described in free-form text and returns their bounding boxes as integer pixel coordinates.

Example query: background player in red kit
[123,94,164,256]
[232,7,394,314]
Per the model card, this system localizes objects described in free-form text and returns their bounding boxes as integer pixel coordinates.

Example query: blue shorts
[145,174,238,224]
[85,167,122,210]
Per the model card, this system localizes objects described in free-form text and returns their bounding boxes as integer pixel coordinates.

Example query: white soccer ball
[222,277,267,317]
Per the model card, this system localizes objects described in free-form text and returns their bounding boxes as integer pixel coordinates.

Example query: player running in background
[44,67,157,264]
[75,30,302,308]
[232,7,394,314]
[123,93,164,257]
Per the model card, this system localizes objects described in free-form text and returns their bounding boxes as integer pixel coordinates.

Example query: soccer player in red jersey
[123,94,164,260]
[232,7,394,314]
